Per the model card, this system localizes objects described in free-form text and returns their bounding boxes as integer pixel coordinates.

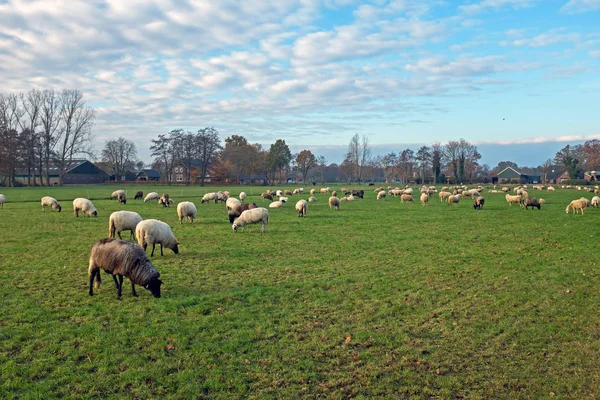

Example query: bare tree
[196,127,221,186]
[40,89,62,186]
[150,132,177,184]
[346,133,371,183]
[444,139,480,183]
[18,90,43,186]
[415,146,431,184]
[102,137,137,181]
[431,142,444,184]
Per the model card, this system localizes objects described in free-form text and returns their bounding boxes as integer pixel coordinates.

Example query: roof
[546,165,567,181]
[137,169,161,178]
[14,160,105,177]
[496,166,522,177]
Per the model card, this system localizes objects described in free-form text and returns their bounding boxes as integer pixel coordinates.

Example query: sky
[0,0,599,168]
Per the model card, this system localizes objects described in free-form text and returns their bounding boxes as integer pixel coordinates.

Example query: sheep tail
[108,219,115,238]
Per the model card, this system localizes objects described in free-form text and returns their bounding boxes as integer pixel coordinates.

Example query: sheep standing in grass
[134,191,144,200]
[261,193,273,201]
[88,238,163,298]
[579,197,591,207]
[201,192,217,203]
[329,196,340,210]
[420,192,429,206]
[239,192,246,202]
[592,196,600,207]
[0,194,5,209]
[136,219,179,256]
[473,196,484,209]
[310,189,316,195]
[308,196,317,202]
[228,202,259,223]
[41,196,62,212]
[216,191,228,203]
[296,199,307,217]
[144,192,159,202]
[401,194,414,203]
[73,198,98,217]
[284,190,293,196]
[232,207,269,233]
[566,199,588,215]
[447,194,461,206]
[177,201,197,224]
[226,197,241,212]
[505,194,522,206]
[109,211,143,240]
[377,190,386,200]
[110,190,125,201]
[439,191,451,202]
[521,197,541,210]
[158,193,171,207]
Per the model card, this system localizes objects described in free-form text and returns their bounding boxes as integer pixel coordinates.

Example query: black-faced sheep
[229,202,259,223]
[351,189,364,199]
[232,207,269,233]
[177,201,197,224]
[73,198,97,217]
[134,191,144,200]
[521,197,541,210]
[136,219,179,256]
[473,196,484,209]
[41,196,61,212]
[109,210,143,240]
[88,238,162,298]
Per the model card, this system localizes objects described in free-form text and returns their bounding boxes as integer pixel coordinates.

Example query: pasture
[1,184,599,399]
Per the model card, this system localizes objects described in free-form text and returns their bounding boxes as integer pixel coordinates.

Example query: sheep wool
[136,219,179,257]
[73,198,98,217]
[144,192,159,202]
[228,202,259,223]
[177,201,197,224]
[400,194,414,203]
[110,190,125,200]
[41,196,62,212]
[239,192,246,202]
[377,190,386,200]
[420,192,429,206]
[566,199,588,215]
[0,194,5,209]
[201,192,218,203]
[295,199,307,217]
[226,197,242,212]
[88,238,163,298]
[109,211,143,240]
[447,194,461,206]
[505,194,522,206]
[134,191,144,200]
[269,200,284,208]
[329,196,340,210]
[232,207,269,233]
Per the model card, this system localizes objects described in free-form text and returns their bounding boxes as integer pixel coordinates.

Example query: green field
[1,184,599,399]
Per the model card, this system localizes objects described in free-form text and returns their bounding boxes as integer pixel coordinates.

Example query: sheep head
[145,278,163,298]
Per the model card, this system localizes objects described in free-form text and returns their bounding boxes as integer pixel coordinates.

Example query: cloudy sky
[1,0,599,167]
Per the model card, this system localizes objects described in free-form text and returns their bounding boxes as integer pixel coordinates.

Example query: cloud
[501,30,581,47]
[560,0,600,14]
[459,0,541,15]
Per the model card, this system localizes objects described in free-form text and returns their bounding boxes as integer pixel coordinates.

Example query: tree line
[0,89,96,186]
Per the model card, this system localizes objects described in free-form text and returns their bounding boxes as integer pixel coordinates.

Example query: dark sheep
[521,197,541,210]
[88,238,163,298]
[158,193,170,207]
[351,189,364,199]
[261,193,273,201]
[134,191,143,200]
[228,202,259,224]
[473,196,485,210]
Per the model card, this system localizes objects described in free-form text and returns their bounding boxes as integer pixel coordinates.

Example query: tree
[582,139,600,171]
[431,142,443,184]
[415,146,431,184]
[102,137,137,181]
[345,133,371,183]
[494,161,519,172]
[539,159,553,183]
[444,139,480,183]
[150,133,177,184]
[380,152,398,183]
[266,139,292,183]
[18,89,43,186]
[39,89,62,186]
[295,150,317,183]
[555,145,582,179]
[196,127,221,186]
[398,148,415,183]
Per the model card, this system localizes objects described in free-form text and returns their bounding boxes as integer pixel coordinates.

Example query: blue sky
[0,0,598,168]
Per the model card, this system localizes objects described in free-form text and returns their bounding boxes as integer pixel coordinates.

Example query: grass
[1,184,600,399]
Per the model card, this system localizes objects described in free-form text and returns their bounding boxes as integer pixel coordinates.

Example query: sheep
[400,194,414,203]
[293,188,301,195]
[158,193,170,207]
[566,199,588,215]
[0,194,5,208]
[420,192,429,206]
[505,194,522,206]
[320,187,330,194]
[403,188,413,195]
[447,194,461,206]
[239,192,246,202]
[329,196,340,210]
[592,196,600,207]
[278,196,289,203]
[539,198,546,204]
[284,190,293,196]
[41,196,62,212]
[308,196,317,202]
[215,191,227,203]
[110,190,125,200]
[226,197,242,212]
[228,202,259,223]
[501,187,510,192]
[201,192,217,203]
[88,238,163,298]
[347,194,354,201]
[439,191,451,202]
[144,192,159,202]
[331,190,337,197]
[177,201,197,224]
[73,198,97,217]
[276,190,283,197]
[351,189,364,199]
[473,196,484,209]
[109,210,143,240]
[261,192,274,201]
[269,200,285,208]
[310,188,316,195]
[134,191,144,200]
[340,197,348,202]
[377,190,386,200]
[136,219,179,256]
[521,197,541,210]
[223,191,230,198]
[232,207,269,233]
[296,199,308,217]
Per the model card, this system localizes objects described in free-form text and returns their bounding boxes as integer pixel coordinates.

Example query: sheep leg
[89,270,97,296]
[151,244,156,257]
[117,231,123,240]
[131,282,138,297]
[117,274,123,298]
[112,274,120,289]
[160,244,164,256]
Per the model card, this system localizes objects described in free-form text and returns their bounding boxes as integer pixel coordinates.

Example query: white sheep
[232,207,269,233]
[505,194,522,206]
[420,192,429,206]
[108,211,143,240]
[136,219,179,256]
[177,201,197,224]
[447,194,461,206]
[308,196,317,202]
[592,196,600,207]
[226,197,241,212]
[73,198,98,217]
[329,196,340,210]
[310,188,316,195]
[295,199,307,217]
[278,196,289,203]
[276,190,283,197]
[239,192,246,202]
[0,194,5,209]
[201,192,217,203]
[110,189,127,204]
[269,200,285,208]
[377,190,386,200]
[41,196,62,212]
[144,192,159,203]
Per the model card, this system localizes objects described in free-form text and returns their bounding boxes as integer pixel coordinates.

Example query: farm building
[136,169,161,181]
[493,167,541,184]
[546,166,569,184]
[14,160,109,185]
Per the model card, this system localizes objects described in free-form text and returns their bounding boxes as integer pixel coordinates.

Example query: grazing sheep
[134,191,144,200]
[88,238,162,298]
[310,188,316,195]
[329,196,340,210]
[331,190,337,197]
[177,201,197,224]
[505,194,522,206]
[347,194,354,201]
[201,192,218,203]
[340,197,348,202]
[158,193,171,207]
[109,211,143,240]
[223,191,230,198]
[566,199,588,215]
[226,197,242,212]
[501,187,510,193]
[439,191,451,202]
[447,194,461,206]
[320,188,330,194]
[308,196,317,202]
[420,192,429,206]
[403,188,413,195]
[136,219,179,256]
[261,192,273,201]
[521,197,541,210]
[296,199,308,217]
[539,198,546,204]
[351,189,365,199]
[400,194,414,203]
[228,202,259,223]
[144,192,159,202]
[0,194,5,208]
[269,200,285,208]
[73,198,97,217]
[41,196,62,212]
[216,191,228,203]
[239,192,246,202]
[293,188,300,195]
[580,197,591,207]
[276,190,283,197]
[473,196,484,209]
[232,207,269,233]
[110,190,125,200]
[592,196,600,207]
[377,190,386,200]
[284,190,293,196]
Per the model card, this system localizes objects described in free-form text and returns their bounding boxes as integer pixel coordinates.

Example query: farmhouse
[136,169,161,181]
[14,160,109,185]
[546,166,569,184]
[493,166,541,184]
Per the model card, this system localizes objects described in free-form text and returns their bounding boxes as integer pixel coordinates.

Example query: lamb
[473,196,484,209]
[0,194,5,208]
[134,191,144,200]
[400,194,414,203]
[261,192,274,201]
[420,192,429,206]
[592,196,600,207]
[109,210,143,240]
[295,199,308,217]
[447,194,461,206]
[228,202,258,223]
[308,196,317,202]
[329,196,340,210]
[88,238,163,298]
[377,190,386,200]
[232,207,269,233]
[144,192,159,202]
[505,194,522,206]
[73,198,98,217]
[201,192,217,203]
[239,192,246,202]
[177,201,197,224]
[158,193,171,207]
[566,199,588,215]
[520,197,541,210]
[41,196,62,212]
[136,219,179,256]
